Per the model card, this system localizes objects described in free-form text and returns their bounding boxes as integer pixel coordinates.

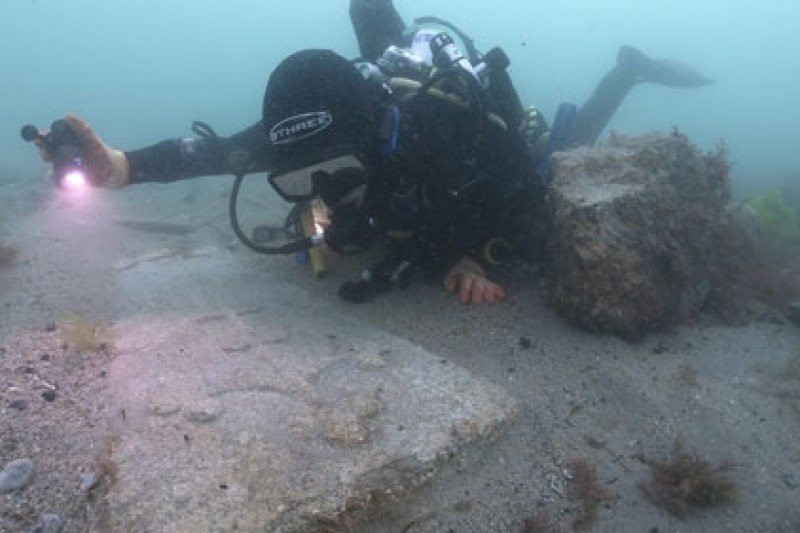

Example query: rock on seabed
[545,131,743,336]
[0,458,34,493]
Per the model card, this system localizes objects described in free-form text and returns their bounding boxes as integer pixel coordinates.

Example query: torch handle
[299,204,326,278]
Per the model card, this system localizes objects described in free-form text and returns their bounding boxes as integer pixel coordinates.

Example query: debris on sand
[0,241,17,269]
[112,217,199,235]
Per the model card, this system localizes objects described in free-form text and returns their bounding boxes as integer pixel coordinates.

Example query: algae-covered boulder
[544,130,740,336]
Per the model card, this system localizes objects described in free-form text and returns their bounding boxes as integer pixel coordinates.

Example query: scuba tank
[362,17,523,131]
[372,23,511,91]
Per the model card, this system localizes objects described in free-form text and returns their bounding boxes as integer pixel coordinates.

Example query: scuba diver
[28,0,713,305]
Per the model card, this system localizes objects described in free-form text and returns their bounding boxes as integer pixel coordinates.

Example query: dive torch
[21,120,88,189]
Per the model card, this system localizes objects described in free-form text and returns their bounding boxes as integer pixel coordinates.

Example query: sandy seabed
[1,175,798,532]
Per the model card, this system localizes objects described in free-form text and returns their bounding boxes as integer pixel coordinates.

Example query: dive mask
[268,152,368,207]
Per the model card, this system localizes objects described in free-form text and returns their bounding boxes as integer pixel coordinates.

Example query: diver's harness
[224,23,514,302]
[337,30,514,302]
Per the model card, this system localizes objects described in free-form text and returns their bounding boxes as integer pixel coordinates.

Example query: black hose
[190,115,315,256]
[228,173,315,255]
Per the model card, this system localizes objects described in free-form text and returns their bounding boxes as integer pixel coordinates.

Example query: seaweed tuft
[522,510,564,533]
[567,459,613,531]
[639,440,737,517]
[62,314,111,354]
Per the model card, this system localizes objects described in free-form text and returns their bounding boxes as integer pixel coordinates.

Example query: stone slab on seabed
[108,247,516,532]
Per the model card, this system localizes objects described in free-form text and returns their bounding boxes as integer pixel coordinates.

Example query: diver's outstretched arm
[350,0,406,62]
[567,45,713,147]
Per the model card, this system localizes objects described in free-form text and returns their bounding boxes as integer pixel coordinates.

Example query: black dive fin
[618,45,713,88]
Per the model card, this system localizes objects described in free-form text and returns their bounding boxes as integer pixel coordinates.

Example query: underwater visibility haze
[1,2,800,532]
[0,0,799,191]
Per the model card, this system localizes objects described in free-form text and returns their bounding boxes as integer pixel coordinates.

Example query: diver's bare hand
[37,114,130,188]
[444,257,506,305]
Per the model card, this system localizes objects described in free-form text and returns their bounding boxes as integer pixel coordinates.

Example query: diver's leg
[566,62,638,147]
[568,45,713,146]
[349,0,406,62]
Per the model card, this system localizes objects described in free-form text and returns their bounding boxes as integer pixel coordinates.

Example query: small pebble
[782,473,799,489]
[28,513,64,533]
[44,322,57,332]
[79,472,99,492]
[453,499,472,512]
[8,399,28,411]
[0,458,34,493]
[42,390,57,402]
[519,337,532,350]
[40,353,50,361]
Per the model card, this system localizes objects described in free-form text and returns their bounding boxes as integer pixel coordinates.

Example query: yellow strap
[426,87,508,131]
[388,77,508,131]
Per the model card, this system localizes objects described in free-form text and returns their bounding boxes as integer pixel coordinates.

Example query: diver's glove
[444,256,506,304]
[36,114,130,188]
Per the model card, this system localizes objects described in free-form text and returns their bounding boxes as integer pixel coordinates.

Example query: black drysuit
[124,1,548,266]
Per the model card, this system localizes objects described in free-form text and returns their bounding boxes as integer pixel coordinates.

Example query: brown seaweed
[567,459,613,531]
[639,440,737,517]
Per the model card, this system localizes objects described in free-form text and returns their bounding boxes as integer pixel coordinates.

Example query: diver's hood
[262,49,376,177]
